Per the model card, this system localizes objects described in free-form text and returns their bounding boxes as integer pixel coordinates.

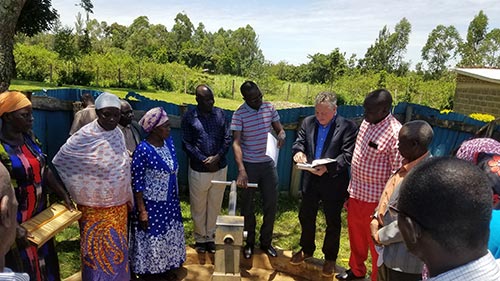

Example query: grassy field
[10,79,306,111]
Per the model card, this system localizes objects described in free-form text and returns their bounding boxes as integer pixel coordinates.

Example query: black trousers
[298,177,345,261]
[378,263,421,281]
[240,161,278,247]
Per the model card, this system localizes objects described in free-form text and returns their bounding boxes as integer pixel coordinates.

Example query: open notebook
[296,158,337,172]
[21,203,82,248]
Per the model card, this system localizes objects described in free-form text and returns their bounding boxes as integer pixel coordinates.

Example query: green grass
[54,192,372,279]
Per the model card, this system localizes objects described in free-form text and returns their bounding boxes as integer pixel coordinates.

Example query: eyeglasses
[389,204,428,230]
[244,94,263,103]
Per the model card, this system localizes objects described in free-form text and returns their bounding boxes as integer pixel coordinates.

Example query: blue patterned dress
[129,137,186,274]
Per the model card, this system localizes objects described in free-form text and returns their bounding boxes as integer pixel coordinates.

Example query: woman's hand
[138,210,148,230]
[63,196,76,212]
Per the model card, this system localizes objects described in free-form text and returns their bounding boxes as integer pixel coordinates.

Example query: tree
[180,23,214,69]
[107,22,128,49]
[481,28,500,67]
[460,10,489,66]
[421,25,462,79]
[1,0,92,91]
[360,18,411,75]
[171,13,194,57]
[16,0,58,36]
[54,27,77,61]
[230,25,264,76]
[124,16,154,58]
[0,0,27,92]
[306,49,347,84]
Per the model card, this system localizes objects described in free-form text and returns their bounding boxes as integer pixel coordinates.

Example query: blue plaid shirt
[181,106,231,172]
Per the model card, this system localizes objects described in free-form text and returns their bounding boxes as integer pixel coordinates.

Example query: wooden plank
[413,114,481,134]
[32,96,74,111]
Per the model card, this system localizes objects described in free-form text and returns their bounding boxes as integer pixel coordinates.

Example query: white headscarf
[95,92,121,110]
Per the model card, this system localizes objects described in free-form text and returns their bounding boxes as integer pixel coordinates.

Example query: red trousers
[347,197,379,281]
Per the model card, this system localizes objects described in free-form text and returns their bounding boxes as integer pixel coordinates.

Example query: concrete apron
[64,246,350,281]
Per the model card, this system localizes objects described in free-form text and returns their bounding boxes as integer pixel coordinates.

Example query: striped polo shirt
[231,101,280,163]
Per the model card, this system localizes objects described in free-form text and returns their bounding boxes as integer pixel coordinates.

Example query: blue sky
[52,0,500,68]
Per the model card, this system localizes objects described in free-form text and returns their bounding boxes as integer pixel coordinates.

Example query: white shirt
[0,267,30,281]
[428,252,500,281]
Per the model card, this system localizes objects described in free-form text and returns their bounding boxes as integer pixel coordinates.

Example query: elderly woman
[0,91,73,281]
[129,107,185,281]
[53,92,133,281]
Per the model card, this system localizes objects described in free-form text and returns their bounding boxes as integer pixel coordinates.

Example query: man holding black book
[290,91,358,277]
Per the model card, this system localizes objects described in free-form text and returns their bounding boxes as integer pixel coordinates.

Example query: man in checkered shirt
[337,89,403,281]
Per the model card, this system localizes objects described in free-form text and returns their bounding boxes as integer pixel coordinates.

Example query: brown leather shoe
[289,250,312,265]
[321,260,336,277]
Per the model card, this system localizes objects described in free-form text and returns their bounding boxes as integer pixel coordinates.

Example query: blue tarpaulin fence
[32,89,491,192]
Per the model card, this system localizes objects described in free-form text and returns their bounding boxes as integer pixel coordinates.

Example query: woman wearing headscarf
[52,92,133,281]
[0,91,73,281]
[129,107,185,281]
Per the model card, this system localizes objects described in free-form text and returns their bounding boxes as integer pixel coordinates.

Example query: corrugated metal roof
[454,68,500,84]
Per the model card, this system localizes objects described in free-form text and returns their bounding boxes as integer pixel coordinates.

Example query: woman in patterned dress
[0,91,73,281]
[53,92,133,281]
[130,107,186,281]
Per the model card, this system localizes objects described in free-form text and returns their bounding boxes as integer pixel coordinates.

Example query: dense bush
[57,69,94,86]
[13,42,457,110]
[14,43,59,82]
[151,73,174,91]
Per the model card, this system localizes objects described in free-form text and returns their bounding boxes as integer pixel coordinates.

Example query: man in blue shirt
[181,84,232,254]
[290,92,358,277]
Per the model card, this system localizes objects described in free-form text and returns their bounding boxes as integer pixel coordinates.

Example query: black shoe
[335,269,365,280]
[243,244,254,259]
[260,244,278,257]
[194,242,206,253]
[206,241,216,254]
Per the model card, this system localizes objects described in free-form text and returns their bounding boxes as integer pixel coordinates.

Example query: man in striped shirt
[337,89,403,281]
[231,81,286,259]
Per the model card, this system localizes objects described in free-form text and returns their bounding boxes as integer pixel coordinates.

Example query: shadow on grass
[55,239,80,253]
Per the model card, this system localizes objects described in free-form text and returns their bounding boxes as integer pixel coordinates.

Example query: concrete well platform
[64,246,369,281]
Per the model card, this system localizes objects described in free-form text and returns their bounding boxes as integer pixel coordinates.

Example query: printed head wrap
[0,91,31,117]
[139,107,168,133]
[95,92,121,110]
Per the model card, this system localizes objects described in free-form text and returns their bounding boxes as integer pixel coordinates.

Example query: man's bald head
[195,84,215,114]
[0,163,18,257]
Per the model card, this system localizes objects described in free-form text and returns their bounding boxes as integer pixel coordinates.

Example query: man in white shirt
[0,163,29,280]
[397,157,500,281]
